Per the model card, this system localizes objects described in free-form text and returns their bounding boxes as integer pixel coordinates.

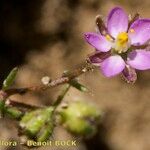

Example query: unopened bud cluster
[59,101,101,137]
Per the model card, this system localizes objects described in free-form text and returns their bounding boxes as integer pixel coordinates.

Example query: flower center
[113,32,130,53]
[117,32,128,44]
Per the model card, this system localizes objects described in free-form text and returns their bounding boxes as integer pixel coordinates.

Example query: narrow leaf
[70,79,88,92]
[2,67,18,90]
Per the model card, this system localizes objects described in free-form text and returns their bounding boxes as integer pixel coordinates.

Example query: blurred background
[0,0,150,150]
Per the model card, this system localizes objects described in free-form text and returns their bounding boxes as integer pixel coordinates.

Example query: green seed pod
[59,101,101,137]
[19,107,54,143]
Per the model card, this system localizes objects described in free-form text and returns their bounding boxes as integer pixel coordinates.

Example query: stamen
[117,32,128,44]
[130,29,135,33]
[113,32,130,53]
[105,34,113,41]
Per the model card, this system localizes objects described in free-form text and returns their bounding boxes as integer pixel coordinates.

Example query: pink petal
[107,7,128,38]
[128,19,150,46]
[84,32,111,52]
[122,65,137,84]
[127,50,150,70]
[89,51,111,64]
[101,55,125,77]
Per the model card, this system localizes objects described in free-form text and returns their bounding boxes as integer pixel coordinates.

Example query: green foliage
[70,79,88,92]
[0,100,6,117]
[5,107,23,119]
[2,67,18,90]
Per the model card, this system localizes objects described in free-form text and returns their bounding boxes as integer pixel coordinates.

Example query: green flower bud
[59,101,101,137]
[19,107,54,143]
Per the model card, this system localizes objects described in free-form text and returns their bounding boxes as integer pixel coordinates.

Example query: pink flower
[84,7,150,83]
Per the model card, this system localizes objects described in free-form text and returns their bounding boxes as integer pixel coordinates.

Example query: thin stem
[0,60,95,111]
[6,99,43,109]
[5,60,95,96]
[53,84,71,109]
[0,91,8,117]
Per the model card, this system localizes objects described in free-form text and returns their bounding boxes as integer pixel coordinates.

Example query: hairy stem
[0,60,95,111]
[5,60,95,96]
